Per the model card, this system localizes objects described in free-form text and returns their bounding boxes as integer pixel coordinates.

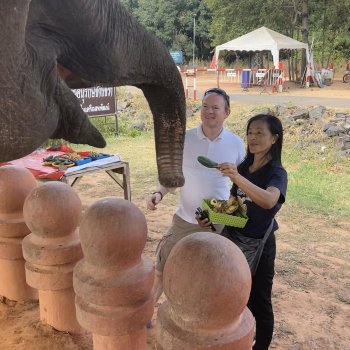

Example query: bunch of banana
[66,153,83,161]
[209,196,247,217]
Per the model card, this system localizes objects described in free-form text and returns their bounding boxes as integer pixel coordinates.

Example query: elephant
[0,0,186,188]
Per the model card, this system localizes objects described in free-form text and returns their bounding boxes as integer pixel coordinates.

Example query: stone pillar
[157,231,255,350]
[22,182,83,333]
[0,165,38,301]
[73,198,154,350]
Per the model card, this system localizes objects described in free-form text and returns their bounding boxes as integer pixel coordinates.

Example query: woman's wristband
[152,191,163,200]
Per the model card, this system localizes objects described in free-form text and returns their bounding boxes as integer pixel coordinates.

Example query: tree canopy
[120,0,350,66]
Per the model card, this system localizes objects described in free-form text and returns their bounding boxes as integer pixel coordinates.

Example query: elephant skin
[0,0,186,188]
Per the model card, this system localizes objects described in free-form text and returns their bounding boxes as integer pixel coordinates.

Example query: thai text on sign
[72,86,116,117]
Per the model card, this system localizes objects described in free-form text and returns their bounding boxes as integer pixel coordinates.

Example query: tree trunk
[301,0,309,77]
[326,30,337,69]
[321,0,327,68]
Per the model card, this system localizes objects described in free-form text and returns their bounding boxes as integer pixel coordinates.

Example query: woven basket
[202,199,248,228]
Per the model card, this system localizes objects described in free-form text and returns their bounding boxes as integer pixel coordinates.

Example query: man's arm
[146,184,170,210]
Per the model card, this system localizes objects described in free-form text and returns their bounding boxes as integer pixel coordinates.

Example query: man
[147,88,245,303]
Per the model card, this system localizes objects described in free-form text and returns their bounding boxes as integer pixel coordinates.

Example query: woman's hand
[195,215,213,228]
[218,162,239,182]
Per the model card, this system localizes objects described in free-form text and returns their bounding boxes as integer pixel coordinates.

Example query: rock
[295,119,308,125]
[276,104,289,115]
[291,109,309,120]
[133,121,146,131]
[117,101,129,111]
[342,123,350,132]
[341,149,350,156]
[323,122,336,132]
[308,105,326,121]
[334,112,347,120]
[339,135,350,142]
[341,141,350,150]
[259,107,276,116]
[324,125,346,137]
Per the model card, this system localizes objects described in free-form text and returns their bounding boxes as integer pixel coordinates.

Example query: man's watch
[151,191,163,200]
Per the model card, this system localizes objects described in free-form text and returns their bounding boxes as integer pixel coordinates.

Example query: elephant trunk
[142,85,185,188]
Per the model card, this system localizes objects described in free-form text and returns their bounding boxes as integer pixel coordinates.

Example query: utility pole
[192,14,196,68]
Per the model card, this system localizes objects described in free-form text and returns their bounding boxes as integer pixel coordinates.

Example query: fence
[180,68,285,99]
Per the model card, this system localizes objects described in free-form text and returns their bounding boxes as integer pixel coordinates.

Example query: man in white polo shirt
[147,88,245,304]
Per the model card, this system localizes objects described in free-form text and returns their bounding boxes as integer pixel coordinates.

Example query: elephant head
[0,0,185,188]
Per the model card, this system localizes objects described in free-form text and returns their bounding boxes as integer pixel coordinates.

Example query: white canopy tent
[215,26,309,68]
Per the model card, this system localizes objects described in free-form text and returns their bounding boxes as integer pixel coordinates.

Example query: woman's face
[247,120,277,156]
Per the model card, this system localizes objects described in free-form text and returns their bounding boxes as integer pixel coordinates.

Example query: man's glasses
[203,88,230,108]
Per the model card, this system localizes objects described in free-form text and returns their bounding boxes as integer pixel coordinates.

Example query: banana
[226,204,239,214]
[237,196,245,206]
[208,196,246,216]
[210,199,218,206]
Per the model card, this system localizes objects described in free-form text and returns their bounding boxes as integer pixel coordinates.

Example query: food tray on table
[75,157,93,166]
[42,151,112,168]
[76,152,111,161]
[202,199,248,228]
[90,154,111,161]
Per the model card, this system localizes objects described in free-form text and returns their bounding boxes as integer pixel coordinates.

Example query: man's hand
[146,192,162,210]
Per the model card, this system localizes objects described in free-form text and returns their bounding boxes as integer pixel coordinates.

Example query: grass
[30,89,350,348]
[67,90,350,221]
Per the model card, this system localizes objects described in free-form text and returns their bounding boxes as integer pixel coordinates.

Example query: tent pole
[216,51,219,88]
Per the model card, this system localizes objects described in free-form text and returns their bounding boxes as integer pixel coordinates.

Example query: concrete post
[157,231,255,350]
[0,165,38,301]
[22,182,83,333]
[74,198,154,350]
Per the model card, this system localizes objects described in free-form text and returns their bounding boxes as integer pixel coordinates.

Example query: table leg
[107,164,131,201]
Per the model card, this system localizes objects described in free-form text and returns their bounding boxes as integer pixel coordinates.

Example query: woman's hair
[240,114,284,169]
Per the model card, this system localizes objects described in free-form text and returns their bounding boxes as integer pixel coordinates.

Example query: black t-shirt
[228,160,288,238]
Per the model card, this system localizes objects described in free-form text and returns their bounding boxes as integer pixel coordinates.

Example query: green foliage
[120,0,350,65]
[120,0,213,62]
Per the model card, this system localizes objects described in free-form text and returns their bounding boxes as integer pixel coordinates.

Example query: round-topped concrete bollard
[0,165,38,301]
[73,197,154,350]
[22,181,83,333]
[156,231,255,350]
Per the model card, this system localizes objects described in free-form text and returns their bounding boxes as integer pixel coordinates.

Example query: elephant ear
[51,79,106,147]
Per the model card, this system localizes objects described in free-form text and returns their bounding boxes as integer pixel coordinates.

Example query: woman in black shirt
[219,114,287,350]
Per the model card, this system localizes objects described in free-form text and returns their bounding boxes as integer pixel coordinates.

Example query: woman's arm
[219,163,280,209]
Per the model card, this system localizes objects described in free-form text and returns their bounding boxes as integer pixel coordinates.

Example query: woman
[198,114,287,350]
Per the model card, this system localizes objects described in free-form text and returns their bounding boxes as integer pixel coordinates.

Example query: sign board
[227,72,237,77]
[170,50,183,64]
[185,68,195,76]
[72,86,116,117]
[256,72,266,78]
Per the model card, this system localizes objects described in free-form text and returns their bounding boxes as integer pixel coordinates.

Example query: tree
[120,0,213,63]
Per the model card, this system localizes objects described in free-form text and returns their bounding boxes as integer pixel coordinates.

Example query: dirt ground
[0,79,349,350]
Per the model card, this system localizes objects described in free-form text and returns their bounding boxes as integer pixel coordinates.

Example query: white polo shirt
[176,125,245,224]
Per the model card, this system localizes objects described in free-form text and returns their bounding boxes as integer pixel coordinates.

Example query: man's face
[200,93,230,129]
